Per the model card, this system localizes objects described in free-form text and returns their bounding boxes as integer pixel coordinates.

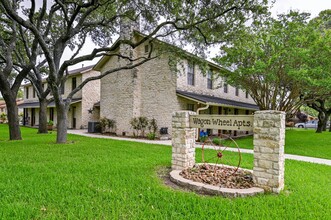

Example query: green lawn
[232,128,331,160]
[0,125,331,219]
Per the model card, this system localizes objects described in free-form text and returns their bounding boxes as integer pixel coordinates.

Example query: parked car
[295,120,318,129]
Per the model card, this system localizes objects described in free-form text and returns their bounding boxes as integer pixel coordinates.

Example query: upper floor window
[33,87,36,98]
[144,45,149,53]
[25,87,29,99]
[223,80,228,93]
[235,87,239,96]
[187,62,195,86]
[207,71,213,89]
[245,91,249,98]
[72,77,77,91]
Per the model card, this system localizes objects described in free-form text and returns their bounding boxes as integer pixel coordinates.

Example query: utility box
[160,127,168,135]
[88,122,100,133]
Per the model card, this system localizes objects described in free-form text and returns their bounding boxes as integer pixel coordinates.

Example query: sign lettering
[189,115,254,131]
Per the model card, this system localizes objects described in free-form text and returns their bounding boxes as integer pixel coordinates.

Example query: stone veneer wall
[81,70,101,128]
[171,110,285,194]
[176,60,256,104]
[171,111,196,170]
[253,110,285,193]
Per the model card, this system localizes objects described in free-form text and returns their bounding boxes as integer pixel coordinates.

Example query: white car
[295,120,318,129]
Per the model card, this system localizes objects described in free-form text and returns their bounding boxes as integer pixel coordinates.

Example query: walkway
[68,129,331,166]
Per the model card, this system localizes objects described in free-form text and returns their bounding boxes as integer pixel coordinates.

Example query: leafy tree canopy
[215,10,331,116]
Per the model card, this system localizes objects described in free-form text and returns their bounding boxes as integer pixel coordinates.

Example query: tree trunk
[316,112,325,133]
[38,98,48,133]
[56,103,68,143]
[4,94,22,140]
[322,112,330,131]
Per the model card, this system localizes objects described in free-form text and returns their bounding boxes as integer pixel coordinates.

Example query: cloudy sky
[271,0,331,17]
[1,0,331,98]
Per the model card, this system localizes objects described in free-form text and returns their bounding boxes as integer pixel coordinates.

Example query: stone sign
[172,110,285,194]
[189,115,254,131]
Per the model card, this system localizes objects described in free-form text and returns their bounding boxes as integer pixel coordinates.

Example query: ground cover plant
[231,129,331,160]
[0,125,330,219]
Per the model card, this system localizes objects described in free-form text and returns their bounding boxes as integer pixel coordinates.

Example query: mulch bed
[179,164,255,189]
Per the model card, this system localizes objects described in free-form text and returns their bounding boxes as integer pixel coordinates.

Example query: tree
[0,3,39,140]
[1,0,268,143]
[216,11,330,120]
[26,65,51,134]
[303,10,331,133]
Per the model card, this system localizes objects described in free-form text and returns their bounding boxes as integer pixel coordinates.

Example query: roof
[176,90,259,111]
[17,98,82,108]
[67,64,95,76]
[22,65,95,86]
[93,101,100,107]
[93,31,230,73]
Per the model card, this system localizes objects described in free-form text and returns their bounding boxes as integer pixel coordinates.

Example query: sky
[271,0,331,18]
[1,0,331,98]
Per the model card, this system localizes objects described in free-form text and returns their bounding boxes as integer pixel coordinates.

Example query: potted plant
[47,120,54,131]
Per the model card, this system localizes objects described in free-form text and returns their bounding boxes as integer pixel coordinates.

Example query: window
[144,45,149,53]
[208,107,213,114]
[33,87,36,98]
[25,87,29,99]
[187,104,195,111]
[235,87,239,96]
[245,91,249,98]
[49,108,54,121]
[61,83,65,95]
[223,81,228,93]
[207,71,213,89]
[224,107,228,115]
[187,62,194,86]
[234,108,239,115]
[71,77,77,91]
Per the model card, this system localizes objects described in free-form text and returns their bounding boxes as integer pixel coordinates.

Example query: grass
[231,128,331,160]
[0,125,331,219]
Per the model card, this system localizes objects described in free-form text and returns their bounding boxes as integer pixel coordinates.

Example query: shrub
[99,117,116,134]
[131,117,158,138]
[0,112,7,123]
[130,116,149,137]
[147,132,156,140]
[130,117,139,137]
[148,118,158,134]
[212,137,221,145]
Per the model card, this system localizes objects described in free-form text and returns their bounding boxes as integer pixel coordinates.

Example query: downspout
[195,103,210,140]
[196,103,210,115]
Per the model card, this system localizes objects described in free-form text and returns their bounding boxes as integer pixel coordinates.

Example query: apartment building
[19,65,100,129]
[94,31,258,137]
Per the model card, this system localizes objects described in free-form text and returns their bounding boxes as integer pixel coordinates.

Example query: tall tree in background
[1,0,268,143]
[216,11,331,119]
[303,9,331,132]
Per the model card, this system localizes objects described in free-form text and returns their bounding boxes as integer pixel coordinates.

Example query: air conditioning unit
[88,122,100,133]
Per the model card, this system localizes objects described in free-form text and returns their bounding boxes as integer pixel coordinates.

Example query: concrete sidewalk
[68,129,331,166]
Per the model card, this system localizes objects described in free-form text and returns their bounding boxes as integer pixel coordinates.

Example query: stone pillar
[253,110,285,193]
[171,111,196,171]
